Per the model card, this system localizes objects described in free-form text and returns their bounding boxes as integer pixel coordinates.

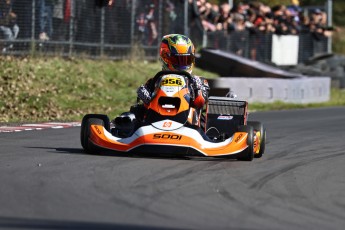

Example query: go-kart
[80,71,266,161]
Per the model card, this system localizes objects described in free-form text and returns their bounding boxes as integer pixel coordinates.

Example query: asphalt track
[1,107,345,230]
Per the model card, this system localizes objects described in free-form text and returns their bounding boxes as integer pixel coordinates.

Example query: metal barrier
[204,30,329,64]
[211,77,331,104]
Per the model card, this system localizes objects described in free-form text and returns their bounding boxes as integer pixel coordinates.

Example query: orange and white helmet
[159,34,195,73]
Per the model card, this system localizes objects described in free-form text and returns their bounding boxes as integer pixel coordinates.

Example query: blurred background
[2,0,345,122]
[0,0,341,62]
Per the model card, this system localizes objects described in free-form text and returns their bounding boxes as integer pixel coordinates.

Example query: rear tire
[237,125,254,161]
[247,121,266,158]
[80,114,109,154]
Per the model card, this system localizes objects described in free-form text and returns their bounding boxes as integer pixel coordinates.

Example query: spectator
[52,0,68,41]
[217,2,231,30]
[309,8,325,41]
[13,0,31,39]
[229,13,247,56]
[320,10,332,37]
[229,13,246,32]
[145,4,157,45]
[75,0,101,43]
[199,2,217,31]
[105,0,134,44]
[299,13,310,33]
[0,0,19,52]
[39,0,55,41]
[136,3,157,46]
[210,3,220,25]
[245,8,256,29]
[164,0,177,33]
[136,12,148,43]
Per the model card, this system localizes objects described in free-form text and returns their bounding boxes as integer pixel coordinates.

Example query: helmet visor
[169,53,194,69]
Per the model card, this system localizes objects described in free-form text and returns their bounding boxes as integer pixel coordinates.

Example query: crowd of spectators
[192,0,333,38]
[189,0,333,59]
[0,0,333,58]
[0,0,67,51]
[190,0,330,36]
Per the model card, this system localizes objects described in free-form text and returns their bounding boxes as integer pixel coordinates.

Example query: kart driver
[113,34,210,136]
[136,34,210,112]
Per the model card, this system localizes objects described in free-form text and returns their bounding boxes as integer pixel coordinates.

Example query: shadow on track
[0,216,178,230]
[26,146,238,162]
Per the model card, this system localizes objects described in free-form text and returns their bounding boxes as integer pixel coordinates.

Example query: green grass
[1,56,344,123]
[249,89,345,111]
[0,56,218,123]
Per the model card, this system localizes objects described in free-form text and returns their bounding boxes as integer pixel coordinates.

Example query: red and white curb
[0,122,81,133]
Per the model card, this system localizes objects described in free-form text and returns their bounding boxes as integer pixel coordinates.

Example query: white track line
[0,122,81,133]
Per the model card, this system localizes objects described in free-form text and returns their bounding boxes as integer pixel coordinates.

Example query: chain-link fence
[0,0,330,64]
[1,0,188,60]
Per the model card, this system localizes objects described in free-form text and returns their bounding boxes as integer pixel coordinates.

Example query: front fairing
[146,74,193,128]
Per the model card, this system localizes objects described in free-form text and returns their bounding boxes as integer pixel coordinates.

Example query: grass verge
[0,56,218,123]
[250,88,345,111]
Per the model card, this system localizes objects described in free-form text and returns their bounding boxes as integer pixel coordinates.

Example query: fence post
[68,0,75,57]
[30,0,36,53]
[184,0,189,37]
[100,6,105,57]
[326,0,333,53]
[158,0,163,57]
[130,0,136,46]
[202,31,207,48]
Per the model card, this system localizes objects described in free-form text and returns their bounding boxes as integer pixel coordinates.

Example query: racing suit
[112,74,209,134]
[137,74,210,109]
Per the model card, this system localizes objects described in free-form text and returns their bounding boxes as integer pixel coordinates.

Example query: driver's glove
[137,85,152,105]
[192,76,203,91]
[192,76,209,100]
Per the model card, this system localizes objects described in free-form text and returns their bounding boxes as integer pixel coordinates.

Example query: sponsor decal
[217,115,233,120]
[153,133,182,140]
[94,125,102,135]
[162,104,175,109]
[161,77,183,86]
[163,121,172,127]
[163,86,176,93]
[254,131,261,153]
[234,133,243,143]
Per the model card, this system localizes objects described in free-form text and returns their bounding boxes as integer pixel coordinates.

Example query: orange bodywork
[89,125,249,157]
[147,88,190,116]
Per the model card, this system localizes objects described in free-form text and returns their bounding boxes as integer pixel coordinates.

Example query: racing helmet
[159,34,195,73]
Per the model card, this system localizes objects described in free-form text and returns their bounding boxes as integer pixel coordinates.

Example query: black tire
[237,125,254,161]
[247,121,266,158]
[80,114,110,154]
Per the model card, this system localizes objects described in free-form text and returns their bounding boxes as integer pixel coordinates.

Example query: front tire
[80,114,109,154]
[247,121,266,158]
[237,125,254,161]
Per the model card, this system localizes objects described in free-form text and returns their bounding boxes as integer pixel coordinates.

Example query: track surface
[1,107,345,230]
